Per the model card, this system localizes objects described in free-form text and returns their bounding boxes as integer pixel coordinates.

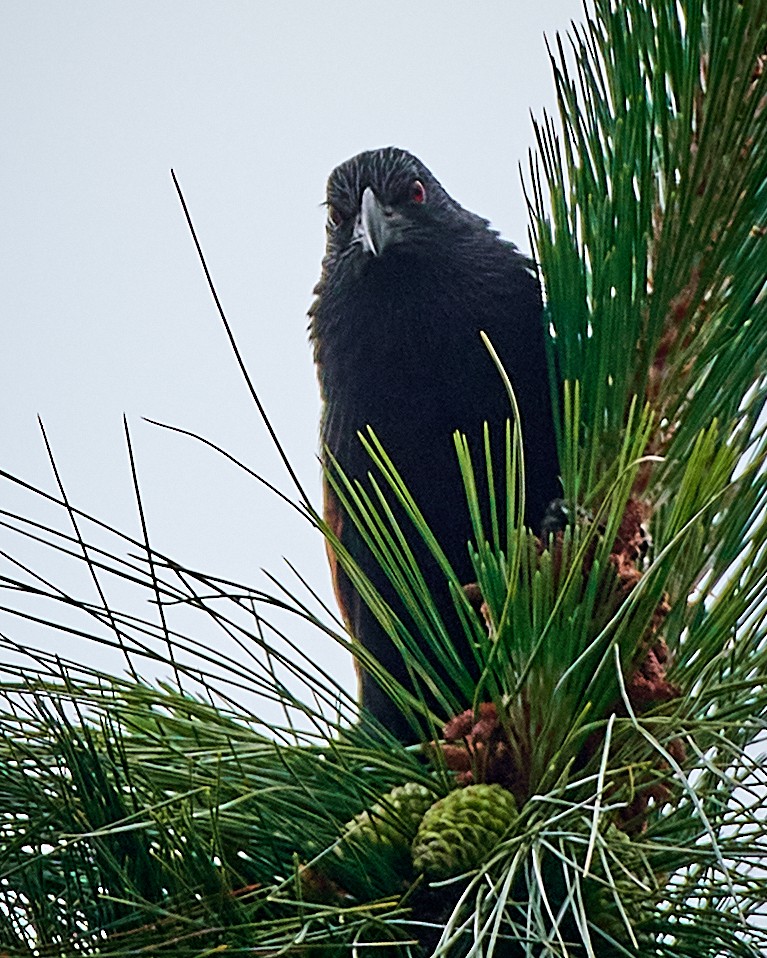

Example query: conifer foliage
[1,1,767,955]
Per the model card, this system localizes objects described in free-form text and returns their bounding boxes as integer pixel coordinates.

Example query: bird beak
[355,186,390,257]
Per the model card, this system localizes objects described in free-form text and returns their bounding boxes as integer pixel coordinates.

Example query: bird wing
[323,477,366,699]
[322,476,359,632]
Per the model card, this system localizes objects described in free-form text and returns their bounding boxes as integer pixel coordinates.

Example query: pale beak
[355,186,390,257]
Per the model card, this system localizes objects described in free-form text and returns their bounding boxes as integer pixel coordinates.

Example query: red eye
[328,206,344,227]
[411,180,426,204]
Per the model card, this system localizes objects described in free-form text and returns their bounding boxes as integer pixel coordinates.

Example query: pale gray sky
[1,2,580,720]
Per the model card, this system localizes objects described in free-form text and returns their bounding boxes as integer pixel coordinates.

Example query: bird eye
[327,205,344,228]
[411,180,426,204]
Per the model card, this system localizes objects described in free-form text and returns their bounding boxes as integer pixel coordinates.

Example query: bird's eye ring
[411,180,426,204]
[328,206,344,228]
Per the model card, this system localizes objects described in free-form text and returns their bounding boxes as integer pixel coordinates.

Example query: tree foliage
[2,0,767,954]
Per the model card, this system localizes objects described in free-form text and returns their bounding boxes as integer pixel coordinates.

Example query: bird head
[322,147,490,264]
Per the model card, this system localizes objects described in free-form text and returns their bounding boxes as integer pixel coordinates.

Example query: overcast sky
[1,2,581,721]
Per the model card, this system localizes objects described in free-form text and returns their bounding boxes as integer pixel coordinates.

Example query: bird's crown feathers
[324,146,490,242]
[327,147,433,213]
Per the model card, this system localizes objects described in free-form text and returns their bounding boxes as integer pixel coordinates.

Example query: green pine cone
[589,824,654,942]
[338,782,435,858]
[412,783,519,881]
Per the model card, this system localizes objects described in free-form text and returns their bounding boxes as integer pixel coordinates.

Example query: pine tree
[1,1,767,954]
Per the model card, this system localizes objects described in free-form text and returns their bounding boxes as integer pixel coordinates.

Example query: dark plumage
[309,147,560,740]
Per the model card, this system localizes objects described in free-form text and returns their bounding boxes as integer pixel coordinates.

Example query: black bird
[309,147,560,740]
